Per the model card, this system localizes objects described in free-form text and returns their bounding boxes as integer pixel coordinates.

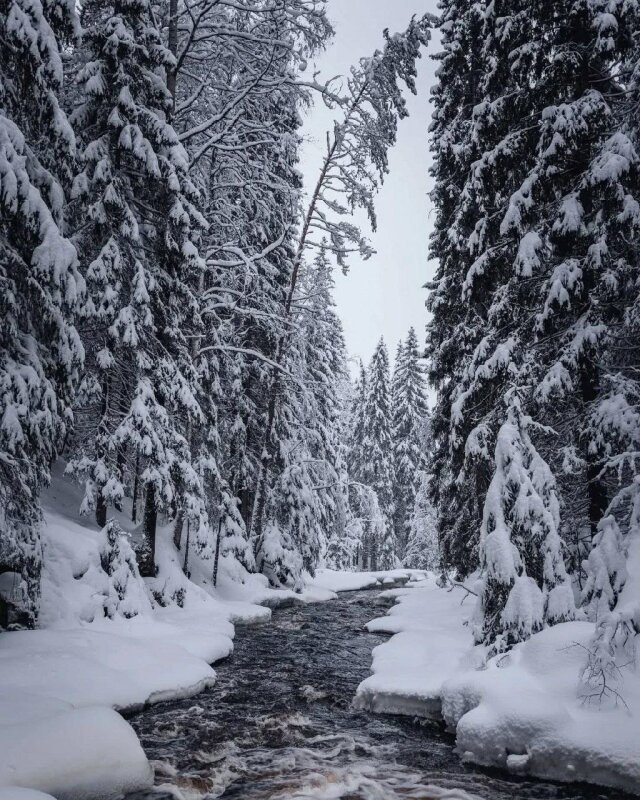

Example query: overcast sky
[299,0,440,370]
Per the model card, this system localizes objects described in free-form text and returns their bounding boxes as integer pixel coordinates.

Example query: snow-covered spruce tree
[425,0,489,577]
[297,245,351,562]
[360,338,395,569]
[99,520,152,618]
[67,0,208,576]
[255,244,352,587]
[391,326,429,559]
[427,0,640,593]
[256,337,321,588]
[404,470,439,571]
[323,360,357,570]
[390,340,406,547]
[0,0,84,623]
[348,361,368,484]
[581,299,640,688]
[476,392,575,652]
[498,0,640,573]
[198,20,318,563]
[582,514,627,622]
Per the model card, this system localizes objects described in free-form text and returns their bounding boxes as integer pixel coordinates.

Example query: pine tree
[298,246,351,560]
[475,392,575,652]
[348,361,368,485]
[499,0,640,564]
[0,0,84,623]
[67,0,208,575]
[582,515,627,621]
[391,327,429,559]
[361,338,395,569]
[426,0,640,632]
[426,0,488,577]
[99,520,152,618]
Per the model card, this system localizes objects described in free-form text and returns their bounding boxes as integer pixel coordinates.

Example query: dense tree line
[0,0,432,625]
[336,329,437,573]
[427,0,640,674]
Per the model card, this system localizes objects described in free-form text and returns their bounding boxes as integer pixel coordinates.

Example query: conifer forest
[1,1,640,799]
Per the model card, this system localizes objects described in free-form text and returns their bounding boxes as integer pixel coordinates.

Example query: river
[125,590,631,800]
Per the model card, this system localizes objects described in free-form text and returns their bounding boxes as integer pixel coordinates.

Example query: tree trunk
[166,0,178,118]
[580,356,608,536]
[131,452,140,524]
[96,375,109,529]
[182,519,190,576]
[212,517,223,587]
[140,484,157,577]
[173,511,184,550]
[96,496,107,529]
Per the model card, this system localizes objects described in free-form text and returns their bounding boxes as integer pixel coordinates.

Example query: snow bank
[0,790,58,800]
[0,704,151,800]
[442,620,640,794]
[356,575,640,795]
[355,575,475,716]
[4,469,407,799]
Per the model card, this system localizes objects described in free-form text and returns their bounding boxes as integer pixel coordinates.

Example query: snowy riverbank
[0,469,422,799]
[356,575,640,795]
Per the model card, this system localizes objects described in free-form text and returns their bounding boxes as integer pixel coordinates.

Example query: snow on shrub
[98,521,153,619]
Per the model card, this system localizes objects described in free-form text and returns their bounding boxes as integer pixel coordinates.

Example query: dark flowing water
[126,590,631,800]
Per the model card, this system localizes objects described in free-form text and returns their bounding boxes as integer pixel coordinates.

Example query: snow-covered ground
[0,472,267,798]
[356,575,640,795]
[0,468,421,799]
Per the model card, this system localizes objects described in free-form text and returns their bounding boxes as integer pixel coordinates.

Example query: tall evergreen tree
[67,0,208,575]
[391,327,429,559]
[361,338,394,568]
[404,471,439,571]
[475,392,575,652]
[426,0,640,653]
[0,0,84,622]
[426,0,487,577]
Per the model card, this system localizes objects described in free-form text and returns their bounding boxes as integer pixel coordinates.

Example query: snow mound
[442,620,640,794]
[0,706,151,800]
[309,568,424,593]
[356,574,640,795]
[0,790,58,800]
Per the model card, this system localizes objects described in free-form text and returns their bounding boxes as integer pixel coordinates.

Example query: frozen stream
[126,590,631,800]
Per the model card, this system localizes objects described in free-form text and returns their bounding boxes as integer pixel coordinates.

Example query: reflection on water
[126,592,630,800]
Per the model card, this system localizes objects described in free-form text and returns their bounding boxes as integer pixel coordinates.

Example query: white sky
[299,0,440,369]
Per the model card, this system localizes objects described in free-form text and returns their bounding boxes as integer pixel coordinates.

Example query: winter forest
[1,0,640,798]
